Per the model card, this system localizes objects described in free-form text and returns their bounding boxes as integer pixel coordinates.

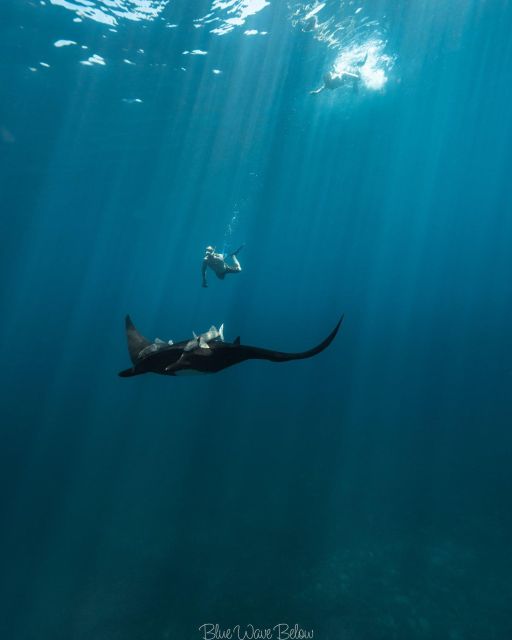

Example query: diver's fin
[233,336,241,346]
[219,323,224,341]
[125,315,152,364]
[193,331,198,339]
[155,338,166,344]
[229,244,245,258]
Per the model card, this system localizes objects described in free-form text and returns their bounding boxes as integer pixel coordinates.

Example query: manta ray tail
[125,315,152,364]
[261,315,344,362]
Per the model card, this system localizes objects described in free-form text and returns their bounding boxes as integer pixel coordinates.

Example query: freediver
[310,54,368,95]
[310,69,361,94]
[202,245,244,288]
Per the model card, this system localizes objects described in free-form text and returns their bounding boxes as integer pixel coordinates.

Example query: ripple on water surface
[49,0,171,26]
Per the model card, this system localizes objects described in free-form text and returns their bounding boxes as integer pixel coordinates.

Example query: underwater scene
[1,1,512,639]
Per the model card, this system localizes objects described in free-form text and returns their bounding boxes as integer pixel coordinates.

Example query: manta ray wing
[119,315,343,377]
[125,315,152,364]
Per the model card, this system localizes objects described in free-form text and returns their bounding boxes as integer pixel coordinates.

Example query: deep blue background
[1,1,511,639]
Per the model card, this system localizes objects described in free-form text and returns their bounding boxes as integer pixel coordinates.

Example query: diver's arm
[202,259,208,288]
[309,85,325,95]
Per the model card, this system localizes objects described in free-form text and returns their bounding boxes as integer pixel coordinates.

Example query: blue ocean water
[1,1,512,638]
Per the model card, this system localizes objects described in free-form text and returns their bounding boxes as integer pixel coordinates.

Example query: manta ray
[118,315,343,377]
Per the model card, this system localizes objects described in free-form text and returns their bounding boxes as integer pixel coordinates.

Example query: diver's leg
[224,257,241,275]
[231,255,241,271]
